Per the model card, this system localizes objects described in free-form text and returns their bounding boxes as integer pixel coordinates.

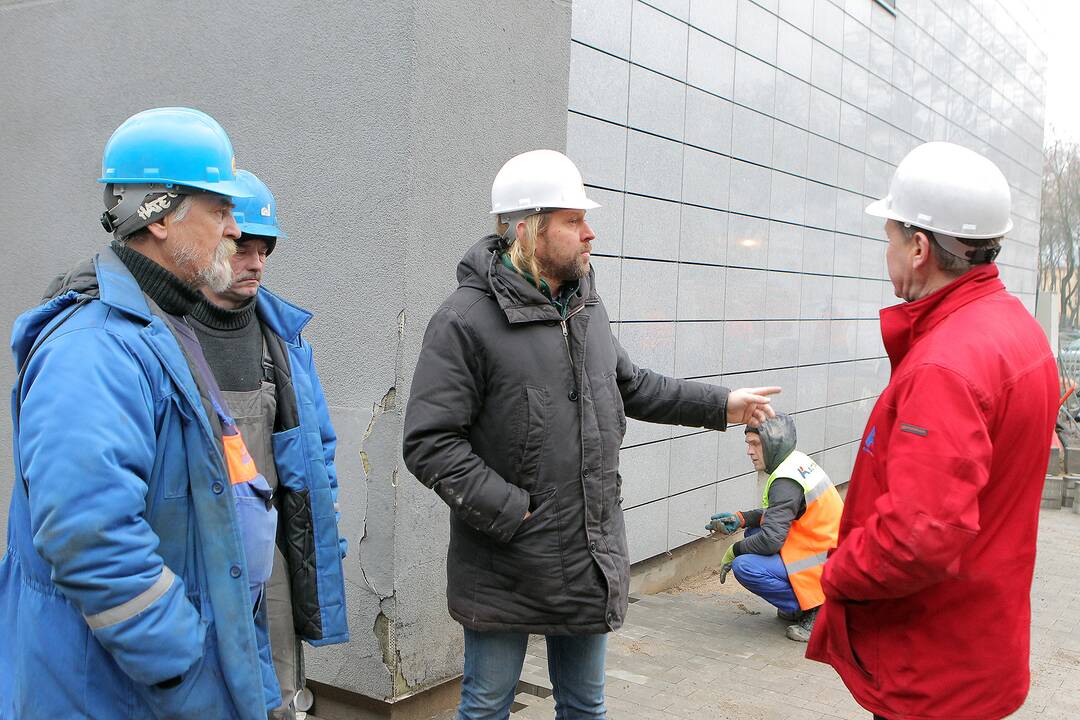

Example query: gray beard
[174,238,236,292]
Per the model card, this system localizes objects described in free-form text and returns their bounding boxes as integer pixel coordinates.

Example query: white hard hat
[490,149,600,219]
[865,141,1013,240]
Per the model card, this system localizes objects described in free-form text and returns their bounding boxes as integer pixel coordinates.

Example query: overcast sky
[1035,1,1079,145]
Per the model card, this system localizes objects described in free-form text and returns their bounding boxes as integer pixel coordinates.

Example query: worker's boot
[776,608,802,622]
[785,606,819,643]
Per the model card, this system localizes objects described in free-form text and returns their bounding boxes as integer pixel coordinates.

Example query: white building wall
[566,0,1046,563]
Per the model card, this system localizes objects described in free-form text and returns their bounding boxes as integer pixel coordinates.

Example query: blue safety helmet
[99,107,251,239]
[232,170,286,254]
[99,107,249,194]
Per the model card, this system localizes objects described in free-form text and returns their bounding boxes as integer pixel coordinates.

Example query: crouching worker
[706,414,842,642]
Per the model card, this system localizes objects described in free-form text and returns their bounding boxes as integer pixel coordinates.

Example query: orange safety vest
[762,451,843,610]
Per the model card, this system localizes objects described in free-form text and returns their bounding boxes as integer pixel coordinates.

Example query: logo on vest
[862,426,876,455]
[797,463,816,479]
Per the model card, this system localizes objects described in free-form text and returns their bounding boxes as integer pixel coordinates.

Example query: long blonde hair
[497,213,549,290]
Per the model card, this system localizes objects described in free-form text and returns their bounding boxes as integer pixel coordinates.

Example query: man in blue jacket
[0,107,344,719]
[192,169,349,719]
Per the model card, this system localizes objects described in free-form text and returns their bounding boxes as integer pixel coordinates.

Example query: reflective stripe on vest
[763,450,844,610]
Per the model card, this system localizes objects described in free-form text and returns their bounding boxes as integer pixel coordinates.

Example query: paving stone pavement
[508,509,1080,719]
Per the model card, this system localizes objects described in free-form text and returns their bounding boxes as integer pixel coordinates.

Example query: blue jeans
[730,527,801,614]
[458,628,607,720]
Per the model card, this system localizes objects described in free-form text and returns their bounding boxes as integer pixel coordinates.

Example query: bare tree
[1040,141,1080,329]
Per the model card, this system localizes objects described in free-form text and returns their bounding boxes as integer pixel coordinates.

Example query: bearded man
[0,107,282,720]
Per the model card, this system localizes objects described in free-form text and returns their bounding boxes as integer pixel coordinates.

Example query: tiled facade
[567,0,1046,562]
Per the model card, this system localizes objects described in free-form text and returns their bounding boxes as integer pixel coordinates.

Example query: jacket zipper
[560,303,585,373]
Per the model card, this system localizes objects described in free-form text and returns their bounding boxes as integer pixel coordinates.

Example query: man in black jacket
[707,414,842,643]
[403,149,780,720]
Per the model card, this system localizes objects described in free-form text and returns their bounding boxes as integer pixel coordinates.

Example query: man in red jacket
[806,141,1059,720]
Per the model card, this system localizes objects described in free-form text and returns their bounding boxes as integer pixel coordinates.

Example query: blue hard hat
[99,107,251,198]
[232,170,286,248]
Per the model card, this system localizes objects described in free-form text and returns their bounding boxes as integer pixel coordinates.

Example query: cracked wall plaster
[0,0,572,704]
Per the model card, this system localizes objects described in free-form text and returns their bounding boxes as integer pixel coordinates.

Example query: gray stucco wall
[0,0,570,702]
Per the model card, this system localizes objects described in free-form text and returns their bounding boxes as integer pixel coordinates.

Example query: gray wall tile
[620,321,677,374]
[621,259,680,319]
[774,72,812,127]
[688,28,736,97]
[727,214,770,267]
[677,264,726,320]
[649,0,690,21]
[567,112,627,189]
[731,106,774,166]
[764,270,802,320]
[808,86,841,140]
[797,364,828,411]
[767,221,803,272]
[689,0,738,44]
[685,88,733,154]
[772,121,809,176]
[569,43,630,123]
[629,64,687,140]
[573,0,634,56]
[805,182,837,231]
[777,21,812,81]
[620,442,672,506]
[778,0,813,34]
[680,205,729,265]
[733,51,776,114]
[668,432,719,495]
[725,267,767,320]
[813,0,845,50]
[811,40,843,96]
[715,473,758,514]
[769,172,806,224]
[623,194,682,260]
[631,1,689,79]
[668,484,718,549]
[800,271,833,319]
[728,159,772,217]
[584,187,626,255]
[795,407,827,453]
[624,501,669,562]
[682,146,731,209]
[736,0,778,63]
[675,321,725,376]
[723,320,765,371]
[625,130,684,200]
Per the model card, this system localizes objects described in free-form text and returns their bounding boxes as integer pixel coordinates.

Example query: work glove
[706,511,744,535]
[719,545,735,584]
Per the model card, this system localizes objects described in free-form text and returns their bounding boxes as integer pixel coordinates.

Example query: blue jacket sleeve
[18,328,206,686]
[299,339,345,557]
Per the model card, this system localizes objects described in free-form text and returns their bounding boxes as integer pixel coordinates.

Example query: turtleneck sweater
[111,241,203,316]
[189,296,265,392]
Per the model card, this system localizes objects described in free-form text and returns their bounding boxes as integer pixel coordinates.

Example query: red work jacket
[806,264,1058,720]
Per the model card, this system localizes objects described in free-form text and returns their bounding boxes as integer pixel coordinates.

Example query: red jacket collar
[880,263,1004,371]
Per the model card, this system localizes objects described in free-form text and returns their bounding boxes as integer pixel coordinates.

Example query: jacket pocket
[514,386,549,482]
[831,601,879,686]
[137,620,235,719]
[605,373,626,436]
[491,488,565,597]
